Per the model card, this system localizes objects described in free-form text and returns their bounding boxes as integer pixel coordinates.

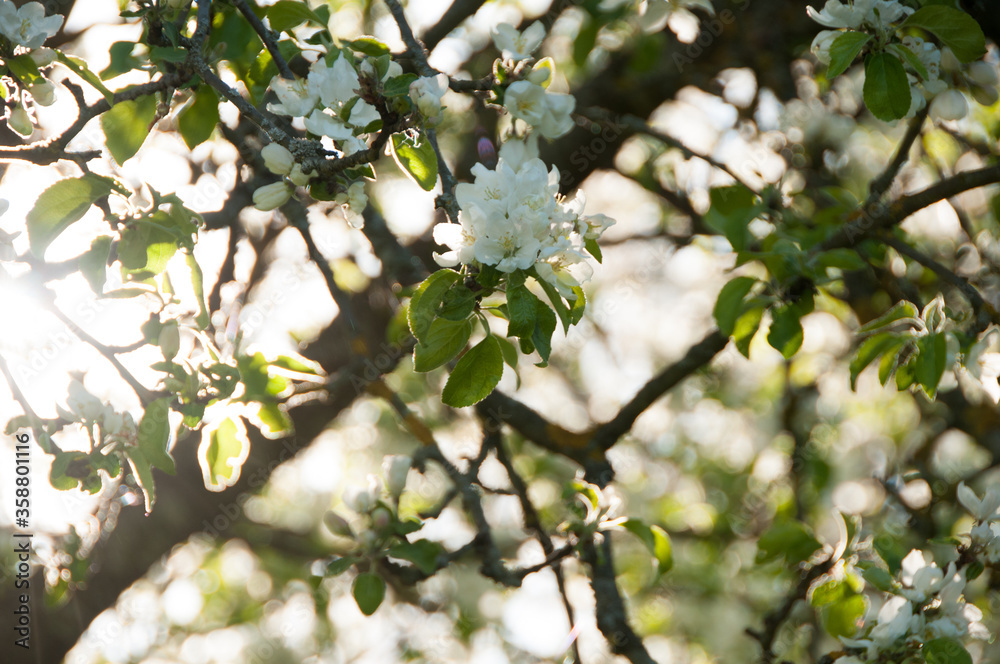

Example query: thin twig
[230,0,295,79]
[866,106,928,204]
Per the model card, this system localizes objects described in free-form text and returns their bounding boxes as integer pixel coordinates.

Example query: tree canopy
[2,0,1000,663]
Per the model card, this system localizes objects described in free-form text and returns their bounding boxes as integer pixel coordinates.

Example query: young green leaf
[827,31,871,78]
[442,335,504,407]
[822,593,866,639]
[178,86,220,149]
[391,133,439,191]
[27,175,122,258]
[124,447,157,513]
[923,638,973,664]
[506,272,539,339]
[352,572,386,616]
[714,276,757,336]
[915,332,947,397]
[198,416,251,491]
[408,269,461,343]
[850,332,904,389]
[733,305,765,358]
[901,6,986,63]
[137,398,176,474]
[388,540,443,575]
[102,94,158,165]
[767,304,805,359]
[413,318,473,372]
[863,53,911,122]
[858,301,918,334]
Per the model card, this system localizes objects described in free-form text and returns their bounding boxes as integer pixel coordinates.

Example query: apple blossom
[929,89,968,121]
[409,73,449,121]
[504,81,576,139]
[267,76,318,117]
[492,21,545,62]
[0,1,64,50]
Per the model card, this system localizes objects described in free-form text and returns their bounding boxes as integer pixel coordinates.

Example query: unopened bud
[382,455,411,499]
[929,89,968,121]
[29,48,57,67]
[159,320,180,361]
[252,181,292,211]
[8,104,33,137]
[261,143,295,176]
[324,510,354,537]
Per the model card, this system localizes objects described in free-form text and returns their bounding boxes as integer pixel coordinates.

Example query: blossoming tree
[3,0,1000,662]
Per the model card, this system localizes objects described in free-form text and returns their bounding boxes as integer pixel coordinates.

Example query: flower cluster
[490,22,575,139]
[0,1,62,138]
[960,482,1000,564]
[840,550,986,662]
[432,138,613,296]
[63,379,138,449]
[808,0,999,122]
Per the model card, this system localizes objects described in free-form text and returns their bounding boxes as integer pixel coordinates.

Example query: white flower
[308,56,360,109]
[409,73,449,120]
[28,47,56,67]
[806,0,912,30]
[304,109,354,140]
[492,21,545,62]
[343,475,382,513]
[900,550,944,602]
[267,76,318,117]
[929,89,968,121]
[0,1,63,49]
[811,30,841,65]
[347,100,380,128]
[504,81,575,139]
[957,482,1000,522]
[7,102,33,137]
[965,329,1000,402]
[66,380,105,422]
[252,181,292,211]
[869,596,914,647]
[339,182,367,228]
[261,143,295,176]
[382,455,411,500]
[535,237,592,299]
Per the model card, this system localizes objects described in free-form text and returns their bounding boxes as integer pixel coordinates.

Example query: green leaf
[27,175,121,258]
[827,31,871,78]
[267,0,327,32]
[767,304,805,359]
[569,287,586,325]
[861,566,893,591]
[119,214,180,279]
[532,298,557,366]
[901,6,986,63]
[149,46,187,63]
[198,416,251,491]
[822,593,866,639]
[124,447,157,513]
[326,556,358,576]
[622,519,673,575]
[79,236,112,294]
[383,73,419,97]
[178,86,220,149]
[506,271,540,339]
[137,398,176,474]
[714,276,757,336]
[585,237,603,263]
[55,51,115,103]
[439,283,476,321]
[850,332,903,389]
[186,252,211,329]
[756,520,822,565]
[353,573,386,615]
[347,36,391,56]
[408,269,461,343]
[863,52,911,121]
[101,94,158,165]
[895,356,917,390]
[391,133,439,191]
[915,332,947,397]
[704,185,760,251]
[246,401,293,439]
[888,43,929,80]
[733,305,765,358]
[388,540,443,575]
[859,301,918,333]
[534,274,572,333]
[815,248,867,272]
[923,638,973,664]
[413,318,473,372]
[442,335,504,407]
[100,40,143,80]
[809,578,845,607]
